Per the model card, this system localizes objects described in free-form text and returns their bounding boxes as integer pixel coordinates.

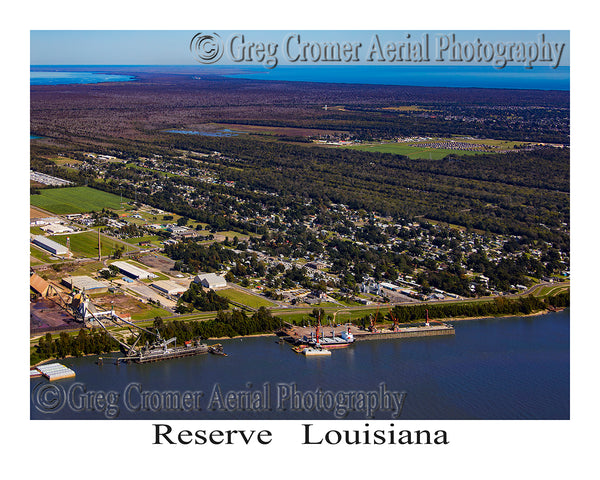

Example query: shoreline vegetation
[30,291,568,367]
[29,309,565,368]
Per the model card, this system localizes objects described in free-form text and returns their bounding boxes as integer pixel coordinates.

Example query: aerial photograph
[29,30,570,423]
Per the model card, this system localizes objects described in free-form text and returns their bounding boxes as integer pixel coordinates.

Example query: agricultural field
[217,288,276,309]
[50,230,130,258]
[30,186,130,214]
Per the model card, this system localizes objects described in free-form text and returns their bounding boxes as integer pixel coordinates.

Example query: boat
[209,344,227,356]
[301,346,332,356]
[306,324,355,349]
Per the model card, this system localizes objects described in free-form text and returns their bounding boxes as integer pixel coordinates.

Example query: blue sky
[31,30,569,66]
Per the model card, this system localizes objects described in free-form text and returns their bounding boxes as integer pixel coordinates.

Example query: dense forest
[31,330,119,365]
[150,307,283,341]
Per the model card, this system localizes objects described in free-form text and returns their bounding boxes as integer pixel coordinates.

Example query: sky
[30,30,570,67]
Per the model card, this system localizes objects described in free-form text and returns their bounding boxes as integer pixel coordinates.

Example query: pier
[117,343,224,364]
[353,324,455,341]
[279,322,455,345]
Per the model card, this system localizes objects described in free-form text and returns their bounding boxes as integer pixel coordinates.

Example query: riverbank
[429,308,555,323]
[30,308,563,367]
[30,309,570,420]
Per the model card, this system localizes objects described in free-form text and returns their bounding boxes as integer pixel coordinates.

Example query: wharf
[278,322,454,344]
[353,324,455,341]
[117,344,224,364]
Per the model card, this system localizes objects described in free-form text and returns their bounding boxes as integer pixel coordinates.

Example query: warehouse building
[31,235,68,256]
[194,273,227,289]
[151,280,188,296]
[30,273,51,297]
[62,276,110,294]
[111,261,157,280]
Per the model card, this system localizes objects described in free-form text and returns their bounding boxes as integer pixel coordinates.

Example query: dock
[35,363,76,381]
[117,343,224,364]
[278,322,455,345]
[353,324,455,341]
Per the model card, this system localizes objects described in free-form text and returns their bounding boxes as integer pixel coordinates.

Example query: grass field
[343,137,527,160]
[131,306,172,321]
[217,288,276,309]
[30,246,60,264]
[30,186,130,214]
[49,156,83,166]
[50,231,127,258]
[345,143,485,160]
[123,235,162,246]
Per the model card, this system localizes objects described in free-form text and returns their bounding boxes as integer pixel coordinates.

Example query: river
[30,310,569,420]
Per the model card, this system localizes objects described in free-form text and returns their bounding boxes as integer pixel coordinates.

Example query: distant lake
[30,71,135,86]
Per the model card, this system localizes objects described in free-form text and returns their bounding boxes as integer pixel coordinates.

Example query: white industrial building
[41,223,75,234]
[194,273,227,289]
[380,282,401,292]
[151,280,188,296]
[31,235,68,256]
[111,261,157,280]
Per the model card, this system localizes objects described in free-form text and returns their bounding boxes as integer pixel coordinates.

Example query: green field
[345,143,485,160]
[123,235,162,246]
[30,186,129,214]
[50,231,128,258]
[131,306,173,321]
[217,288,276,309]
[30,246,60,264]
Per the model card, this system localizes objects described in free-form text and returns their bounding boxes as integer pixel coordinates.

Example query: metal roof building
[31,235,68,255]
[62,276,110,294]
[151,280,188,296]
[194,273,227,289]
[30,273,51,297]
[111,261,156,280]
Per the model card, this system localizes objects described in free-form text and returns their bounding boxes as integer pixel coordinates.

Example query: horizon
[30,30,570,68]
